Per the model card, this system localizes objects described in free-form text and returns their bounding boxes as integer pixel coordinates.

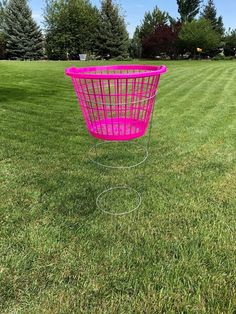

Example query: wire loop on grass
[96,185,142,216]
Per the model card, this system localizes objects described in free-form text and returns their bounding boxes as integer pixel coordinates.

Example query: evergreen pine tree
[177,0,201,22]
[0,0,7,29]
[0,0,7,58]
[129,26,142,58]
[139,6,169,41]
[95,0,129,58]
[3,0,43,59]
[201,0,217,24]
[201,0,224,35]
[216,16,224,36]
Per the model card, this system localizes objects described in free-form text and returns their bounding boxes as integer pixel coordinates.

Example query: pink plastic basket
[65,64,166,141]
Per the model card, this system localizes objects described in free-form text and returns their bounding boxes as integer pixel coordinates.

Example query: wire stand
[88,106,155,216]
[65,64,167,215]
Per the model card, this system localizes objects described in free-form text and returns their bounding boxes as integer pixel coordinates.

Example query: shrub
[110,55,133,61]
[212,55,235,60]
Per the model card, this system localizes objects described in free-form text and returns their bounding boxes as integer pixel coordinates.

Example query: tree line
[0,0,236,60]
[131,0,235,59]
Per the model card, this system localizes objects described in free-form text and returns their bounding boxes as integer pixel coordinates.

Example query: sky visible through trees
[30,0,236,37]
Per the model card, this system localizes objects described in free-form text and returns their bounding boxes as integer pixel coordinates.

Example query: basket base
[88,118,147,141]
[96,185,141,215]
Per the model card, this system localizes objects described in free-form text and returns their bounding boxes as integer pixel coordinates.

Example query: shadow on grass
[0,86,58,103]
[36,162,102,217]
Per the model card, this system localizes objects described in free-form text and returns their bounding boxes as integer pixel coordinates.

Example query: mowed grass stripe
[186,67,235,133]
[194,66,236,141]
[154,65,235,157]
[159,63,222,97]
[159,64,223,115]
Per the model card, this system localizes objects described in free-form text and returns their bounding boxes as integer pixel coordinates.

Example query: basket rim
[65,64,167,79]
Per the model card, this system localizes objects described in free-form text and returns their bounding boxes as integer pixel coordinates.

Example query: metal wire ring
[78,92,157,107]
[96,185,142,216]
[88,141,148,169]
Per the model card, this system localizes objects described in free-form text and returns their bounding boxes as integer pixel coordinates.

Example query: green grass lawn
[0,60,236,313]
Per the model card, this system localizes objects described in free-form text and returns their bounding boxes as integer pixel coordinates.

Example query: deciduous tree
[224,29,236,56]
[138,6,170,58]
[179,18,220,58]
[142,21,181,59]
[44,0,99,60]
